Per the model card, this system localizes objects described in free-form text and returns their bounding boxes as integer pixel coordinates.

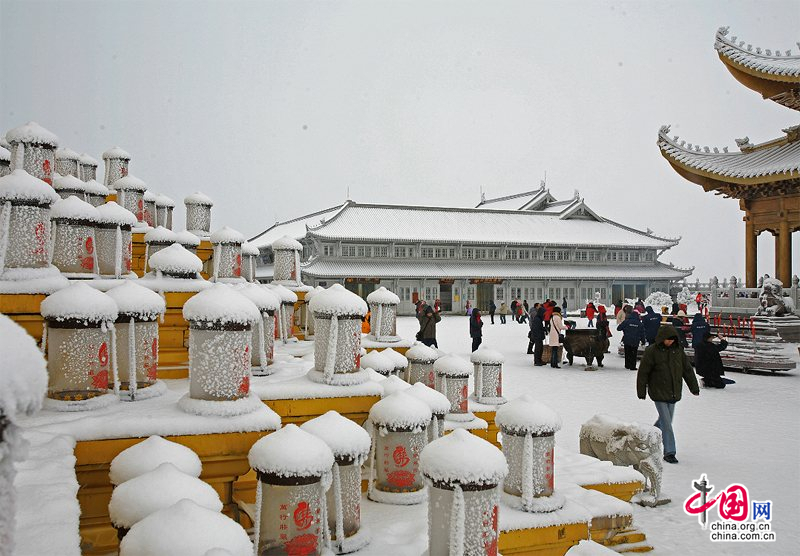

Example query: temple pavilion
[658,26,800,287]
[249,188,690,315]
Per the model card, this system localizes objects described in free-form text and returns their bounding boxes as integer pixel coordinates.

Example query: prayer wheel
[241,241,259,282]
[5,121,59,184]
[55,147,80,177]
[102,146,131,188]
[84,179,111,207]
[95,202,137,277]
[113,175,148,225]
[184,191,213,236]
[144,226,178,270]
[471,347,507,405]
[141,190,157,227]
[405,343,439,387]
[433,355,474,422]
[50,195,100,276]
[366,287,401,342]
[266,283,298,344]
[406,382,451,442]
[78,153,99,182]
[154,193,174,229]
[271,235,303,287]
[210,226,245,282]
[234,283,280,376]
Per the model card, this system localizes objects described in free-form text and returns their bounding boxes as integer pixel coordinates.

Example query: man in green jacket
[637,325,700,464]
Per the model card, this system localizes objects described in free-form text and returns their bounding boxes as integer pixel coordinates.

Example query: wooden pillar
[745,219,757,287]
[774,232,783,284]
[779,219,791,285]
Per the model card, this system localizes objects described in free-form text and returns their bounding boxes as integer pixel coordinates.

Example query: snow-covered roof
[84,179,110,196]
[360,350,395,374]
[55,147,80,161]
[183,284,261,325]
[184,191,214,206]
[119,499,252,556]
[475,188,544,210]
[148,243,204,274]
[248,424,334,478]
[0,145,9,161]
[0,314,47,416]
[210,226,245,244]
[303,259,691,280]
[420,428,507,486]
[106,281,166,319]
[495,394,562,435]
[405,343,440,363]
[154,193,175,207]
[233,283,280,312]
[369,390,431,430]
[306,202,676,248]
[300,410,372,462]
[96,201,137,226]
[113,175,147,191]
[102,146,131,160]
[241,241,259,256]
[108,462,222,528]
[0,169,61,205]
[79,153,99,165]
[41,282,118,322]
[109,435,202,485]
[50,195,100,221]
[174,230,201,247]
[658,125,800,182]
[406,382,450,414]
[380,347,408,369]
[5,121,59,146]
[248,203,348,249]
[714,27,800,79]
[53,174,87,192]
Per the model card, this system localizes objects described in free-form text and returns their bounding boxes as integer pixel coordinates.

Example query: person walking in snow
[585,302,596,327]
[595,306,611,366]
[499,302,509,324]
[637,325,700,464]
[416,304,441,348]
[643,306,662,345]
[618,308,645,370]
[489,300,496,324]
[469,308,483,352]
[529,305,546,365]
[548,307,564,368]
[562,296,568,313]
[510,299,519,322]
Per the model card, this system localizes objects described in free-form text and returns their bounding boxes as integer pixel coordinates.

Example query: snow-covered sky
[1,0,797,281]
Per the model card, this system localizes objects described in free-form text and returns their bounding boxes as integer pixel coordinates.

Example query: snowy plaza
[1,1,799,556]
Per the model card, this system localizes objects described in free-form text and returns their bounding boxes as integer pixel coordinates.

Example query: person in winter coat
[469,309,483,352]
[499,302,509,324]
[669,310,689,347]
[585,302,596,327]
[643,306,662,345]
[617,309,646,370]
[690,313,710,349]
[510,299,519,322]
[548,307,564,368]
[518,304,528,324]
[465,300,472,316]
[595,306,611,365]
[695,331,734,388]
[529,306,546,364]
[417,304,441,348]
[562,297,568,312]
[362,311,371,334]
[543,300,555,333]
[637,325,700,464]
[615,304,629,326]
[489,300,497,324]
[670,302,680,316]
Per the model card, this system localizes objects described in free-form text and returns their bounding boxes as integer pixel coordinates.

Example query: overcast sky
[2,0,798,282]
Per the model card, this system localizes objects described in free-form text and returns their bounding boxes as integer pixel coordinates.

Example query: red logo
[685,483,749,522]
[91,370,109,390]
[33,222,46,256]
[496,371,503,397]
[42,159,52,185]
[144,338,158,381]
[387,470,415,488]
[234,254,242,277]
[460,384,468,411]
[121,166,128,177]
[284,533,317,556]
[238,375,250,395]
[98,343,109,368]
[393,445,410,467]
[293,501,313,530]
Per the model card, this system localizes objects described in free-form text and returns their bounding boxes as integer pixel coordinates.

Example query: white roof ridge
[248,201,347,242]
[715,26,800,71]
[602,216,679,245]
[476,186,545,207]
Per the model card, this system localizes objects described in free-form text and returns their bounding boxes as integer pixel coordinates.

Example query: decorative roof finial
[659,124,671,135]
[735,137,753,150]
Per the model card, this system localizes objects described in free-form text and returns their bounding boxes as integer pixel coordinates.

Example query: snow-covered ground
[382,315,800,556]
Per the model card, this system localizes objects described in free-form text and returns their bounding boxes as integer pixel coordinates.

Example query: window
[463,247,474,259]
[398,287,411,301]
[420,247,434,258]
[322,244,335,257]
[506,249,518,260]
[466,286,476,302]
[645,251,654,262]
[394,246,406,258]
[556,250,570,261]
[487,249,500,260]
[630,251,640,262]
[374,246,388,257]
[519,250,531,260]
[342,245,357,257]
[357,245,371,257]
[496,287,504,301]
[475,248,487,259]
[511,287,522,299]
[544,250,556,261]
[433,247,455,258]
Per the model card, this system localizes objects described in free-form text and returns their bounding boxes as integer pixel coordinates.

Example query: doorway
[477,283,494,311]
[439,283,453,312]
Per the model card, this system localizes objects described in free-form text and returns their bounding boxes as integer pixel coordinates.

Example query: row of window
[393,285,609,304]
[328,244,655,262]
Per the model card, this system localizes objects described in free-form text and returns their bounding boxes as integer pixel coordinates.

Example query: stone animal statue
[756,278,789,317]
[579,414,665,504]
[563,329,609,368]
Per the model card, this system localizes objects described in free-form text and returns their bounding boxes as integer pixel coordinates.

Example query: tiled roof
[714,27,800,79]
[302,259,690,280]
[307,202,676,248]
[657,125,800,181]
[248,203,347,249]
[475,189,543,210]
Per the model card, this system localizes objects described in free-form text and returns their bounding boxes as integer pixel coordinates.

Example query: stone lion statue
[756,277,788,316]
[579,414,667,506]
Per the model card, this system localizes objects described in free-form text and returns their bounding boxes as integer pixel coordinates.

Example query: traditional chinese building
[250,188,690,315]
[658,27,800,287]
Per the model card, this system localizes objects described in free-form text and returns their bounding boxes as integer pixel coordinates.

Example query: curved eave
[718,54,800,106]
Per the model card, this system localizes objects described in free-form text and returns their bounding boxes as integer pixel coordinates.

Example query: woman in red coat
[585,302,596,327]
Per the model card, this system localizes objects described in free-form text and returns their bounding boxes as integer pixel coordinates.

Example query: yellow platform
[363,345,410,356]
[0,293,46,344]
[156,291,199,378]
[76,430,270,554]
[499,521,589,555]
[582,481,643,503]
[472,409,501,448]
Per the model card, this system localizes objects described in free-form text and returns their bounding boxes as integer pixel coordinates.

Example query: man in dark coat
[690,313,710,349]
[417,304,441,348]
[637,325,700,464]
[469,309,483,352]
[510,299,519,322]
[643,306,663,345]
[617,310,646,370]
[695,331,733,388]
[529,306,546,365]
[489,300,497,324]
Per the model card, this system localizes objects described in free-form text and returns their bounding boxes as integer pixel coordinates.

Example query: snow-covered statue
[579,415,667,506]
[644,291,672,310]
[756,277,789,316]
[676,286,692,307]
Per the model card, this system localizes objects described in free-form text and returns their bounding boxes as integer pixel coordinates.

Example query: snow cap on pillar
[95,202,136,227]
[148,243,203,276]
[470,347,505,365]
[118,499,252,556]
[40,281,117,323]
[366,287,400,305]
[301,410,372,464]
[405,343,439,363]
[264,282,298,304]
[106,281,166,321]
[433,354,473,377]
[109,435,202,485]
[0,169,60,205]
[495,394,561,435]
[421,428,507,486]
[182,283,260,325]
[102,146,131,161]
[271,235,303,251]
[233,283,280,313]
[5,121,59,146]
[379,375,411,397]
[248,424,334,478]
[361,349,396,377]
[369,391,431,430]
[406,382,451,416]
[308,283,367,317]
[210,226,245,245]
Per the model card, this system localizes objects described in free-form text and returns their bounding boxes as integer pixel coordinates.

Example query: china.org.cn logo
[684,474,775,542]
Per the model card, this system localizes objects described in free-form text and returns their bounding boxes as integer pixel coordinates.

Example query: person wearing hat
[669,310,689,347]
[637,325,700,464]
[416,302,441,348]
[695,331,735,388]
[594,305,611,366]
[617,306,646,370]
[548,306,564,368]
